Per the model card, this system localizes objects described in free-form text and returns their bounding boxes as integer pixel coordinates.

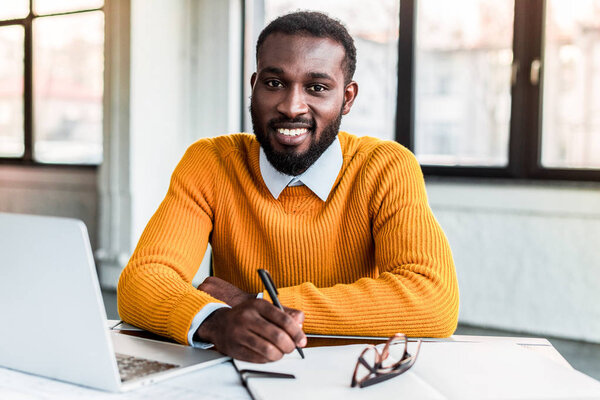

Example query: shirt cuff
[256,292,263,299]
[187,302,231,348]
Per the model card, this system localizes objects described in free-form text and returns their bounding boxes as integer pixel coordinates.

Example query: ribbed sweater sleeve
[273,141,459,337]
[117,141,225,345]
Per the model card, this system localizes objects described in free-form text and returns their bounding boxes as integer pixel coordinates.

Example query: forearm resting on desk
[270,268,459,338]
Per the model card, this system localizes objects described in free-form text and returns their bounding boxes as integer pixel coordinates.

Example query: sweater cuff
[187,303,231,348]
[168,289,227,344]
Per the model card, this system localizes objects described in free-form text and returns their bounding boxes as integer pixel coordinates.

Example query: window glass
[0,1,29,20]
[414,0,514,166]
[33,12,104,164]
[541,0,600,169]
[33,0,104,16]
[248,0,399,141]
[0,25,25,157]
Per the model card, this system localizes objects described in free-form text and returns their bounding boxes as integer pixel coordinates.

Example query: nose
[276,85,309,118]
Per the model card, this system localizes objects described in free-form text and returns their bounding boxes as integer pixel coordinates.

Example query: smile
[277,128,309,137]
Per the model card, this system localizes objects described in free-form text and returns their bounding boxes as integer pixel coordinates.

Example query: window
[245,0,600,181]
[413,0,514,167]
[540,0,600,169]
[0,0,104,165]
[398,0,600,180]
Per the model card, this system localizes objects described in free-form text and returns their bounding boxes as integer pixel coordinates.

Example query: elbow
[423,283,460,338]
[432,301,459,338]
[116,262,137,324]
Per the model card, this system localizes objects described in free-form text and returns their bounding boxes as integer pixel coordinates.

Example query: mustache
[267,117,315,129]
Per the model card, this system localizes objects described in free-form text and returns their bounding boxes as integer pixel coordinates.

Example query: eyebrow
[307,72,334,81]
[259,67,335,81]
[260,66,284,75]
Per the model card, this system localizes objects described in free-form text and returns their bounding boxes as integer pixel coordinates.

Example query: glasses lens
[381,337,409,370]
[354,346,378,384]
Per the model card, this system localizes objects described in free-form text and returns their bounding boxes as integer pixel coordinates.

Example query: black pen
[257,269,305,359]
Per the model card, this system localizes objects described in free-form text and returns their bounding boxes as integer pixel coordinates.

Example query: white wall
[129,0,191,245]
[129,0,242,244]
[427,180,600,342]
[98,0,242,288]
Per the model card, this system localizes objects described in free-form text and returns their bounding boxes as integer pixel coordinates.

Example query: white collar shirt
[259,136,343,202]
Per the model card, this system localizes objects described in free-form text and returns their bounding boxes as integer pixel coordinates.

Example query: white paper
[235,344,446,400]
[411,342,600,400]
[234,342,600,400]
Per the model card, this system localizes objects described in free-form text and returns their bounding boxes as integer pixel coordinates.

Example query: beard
[250,103,343,176]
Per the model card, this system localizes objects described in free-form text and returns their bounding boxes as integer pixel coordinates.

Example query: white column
[98,0,242,289]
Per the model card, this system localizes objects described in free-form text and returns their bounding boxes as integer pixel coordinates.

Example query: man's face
[250,33,358,176]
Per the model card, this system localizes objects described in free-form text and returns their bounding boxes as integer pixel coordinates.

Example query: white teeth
[277,128,308,137]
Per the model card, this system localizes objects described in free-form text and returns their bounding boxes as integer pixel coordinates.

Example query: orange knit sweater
[117,132,459,345]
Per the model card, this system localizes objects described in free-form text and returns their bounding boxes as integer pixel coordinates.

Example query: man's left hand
[197,276,255,307]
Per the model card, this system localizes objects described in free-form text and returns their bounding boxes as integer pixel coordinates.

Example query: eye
[308,84,327,93]
[265,80,283,88]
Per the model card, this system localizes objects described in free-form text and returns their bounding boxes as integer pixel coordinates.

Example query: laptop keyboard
[116,353,180,382]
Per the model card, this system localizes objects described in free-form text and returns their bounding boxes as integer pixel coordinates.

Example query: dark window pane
[0,25,25,157]
[33,11,104,164]
[541,0,600,169]
[414,0,514,166]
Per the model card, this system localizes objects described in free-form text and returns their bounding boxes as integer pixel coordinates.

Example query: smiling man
[118,11,459,363]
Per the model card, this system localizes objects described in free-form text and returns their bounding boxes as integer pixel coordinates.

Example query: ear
[341,81,358,115]
[250,72,257,89]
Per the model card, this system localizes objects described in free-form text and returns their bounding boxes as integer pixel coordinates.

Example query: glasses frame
[351,333,422,388]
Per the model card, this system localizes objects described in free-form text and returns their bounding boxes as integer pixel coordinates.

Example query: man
[118,11,459,363]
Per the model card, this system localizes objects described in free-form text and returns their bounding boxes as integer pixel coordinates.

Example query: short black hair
[256,11,357,84]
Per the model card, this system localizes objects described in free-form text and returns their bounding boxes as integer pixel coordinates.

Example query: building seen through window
[0,0,104,165]
[541,0,600,169]
[414,0,514,167]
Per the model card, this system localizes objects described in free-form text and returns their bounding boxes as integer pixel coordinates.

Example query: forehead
[257,33,346,78]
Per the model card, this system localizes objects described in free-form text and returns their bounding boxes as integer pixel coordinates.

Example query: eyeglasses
[351,333,421,388]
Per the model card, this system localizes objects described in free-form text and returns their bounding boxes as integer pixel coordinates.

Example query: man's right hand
[194,299,306,363]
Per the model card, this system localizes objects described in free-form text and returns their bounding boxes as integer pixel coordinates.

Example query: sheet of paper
[234,342,600,400]
[410,341,600,400]
[234,344,446,400]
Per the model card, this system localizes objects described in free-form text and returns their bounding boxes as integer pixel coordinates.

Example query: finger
[283,307,305,326]
[249,316,296,355]
[197,276,224,292]
[228,342,271,363]
[240,329,285,362]
[256,301,306,347]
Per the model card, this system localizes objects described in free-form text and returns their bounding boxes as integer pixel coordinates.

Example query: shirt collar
[259,136,343,202]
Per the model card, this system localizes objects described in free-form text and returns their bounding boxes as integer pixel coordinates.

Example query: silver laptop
[0,212,229,392]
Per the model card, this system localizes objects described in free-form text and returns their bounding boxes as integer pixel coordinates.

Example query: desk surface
[0,320,573,399]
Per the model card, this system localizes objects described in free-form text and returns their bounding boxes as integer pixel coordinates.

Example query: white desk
[0,320,576,399]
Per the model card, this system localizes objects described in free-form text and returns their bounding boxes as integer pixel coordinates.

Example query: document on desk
[234,341,600,400]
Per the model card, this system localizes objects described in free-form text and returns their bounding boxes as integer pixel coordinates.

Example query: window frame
[395,0,600,182]
[0,1,104,168]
